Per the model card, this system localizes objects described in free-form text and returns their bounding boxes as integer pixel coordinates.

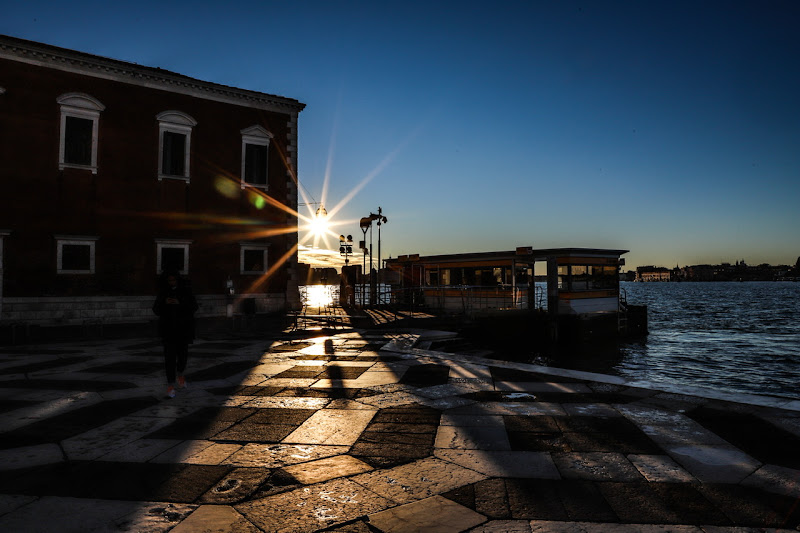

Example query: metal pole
[369,223,374,307]
[377,214,382,306]
[362,243,366,308]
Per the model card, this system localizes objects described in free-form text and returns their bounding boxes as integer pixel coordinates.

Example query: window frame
[55,235,98,275]
[157,111,197,182]
[57,93,105,174]
[240,242,270,275]
[156,239,192,275]
[240,125,273,189]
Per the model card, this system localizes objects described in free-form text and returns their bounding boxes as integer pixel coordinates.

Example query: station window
[56,236,98,274]
[156,239,191,274]
[558,264,619,291]
[426,270,439,286]
[240,244,269,274]
[240,125,272,188]
[57,93,105,173]
[157,111,196,181]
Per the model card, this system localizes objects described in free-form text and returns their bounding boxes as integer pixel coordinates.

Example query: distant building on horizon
[635,261,795,282]
[0,35,305,332]
[636,266,671,282]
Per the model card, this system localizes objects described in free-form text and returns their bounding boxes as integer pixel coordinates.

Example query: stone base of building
[0,293,290,345]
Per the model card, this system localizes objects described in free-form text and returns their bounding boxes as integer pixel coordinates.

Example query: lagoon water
[607,281,800,400]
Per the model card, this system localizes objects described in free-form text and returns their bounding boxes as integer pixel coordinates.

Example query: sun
[309,211,329,237]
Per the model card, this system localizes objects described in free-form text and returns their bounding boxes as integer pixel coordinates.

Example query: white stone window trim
[240,125,273,190]
[55,235,99,275]
[57,93,105,174]
[239,242,270,274]
[157,111,196,182]
[156,238,192,275]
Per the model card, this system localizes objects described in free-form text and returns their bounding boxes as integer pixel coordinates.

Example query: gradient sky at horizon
[3,1,799,270]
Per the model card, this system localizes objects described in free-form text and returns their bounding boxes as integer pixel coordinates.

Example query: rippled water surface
[608,282,800,400]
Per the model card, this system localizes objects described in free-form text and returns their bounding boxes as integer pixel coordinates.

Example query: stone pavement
[1,327,799,532]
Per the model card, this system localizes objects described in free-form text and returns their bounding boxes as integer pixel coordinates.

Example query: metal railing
[386,284,547,317]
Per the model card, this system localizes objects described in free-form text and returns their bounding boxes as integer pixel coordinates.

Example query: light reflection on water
[613,281,800,400]
[300,285,337,308]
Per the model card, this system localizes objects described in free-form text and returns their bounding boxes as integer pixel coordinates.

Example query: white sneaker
[166,386,176,398]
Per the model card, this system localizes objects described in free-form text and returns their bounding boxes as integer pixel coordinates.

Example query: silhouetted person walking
[153,270,198,398]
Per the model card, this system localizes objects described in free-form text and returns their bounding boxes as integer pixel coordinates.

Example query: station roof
[388,247,629,265]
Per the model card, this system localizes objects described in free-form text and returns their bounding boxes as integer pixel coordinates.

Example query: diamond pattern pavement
[0,329,799,532]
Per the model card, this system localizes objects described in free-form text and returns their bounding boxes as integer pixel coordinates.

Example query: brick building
[0,35,305,329]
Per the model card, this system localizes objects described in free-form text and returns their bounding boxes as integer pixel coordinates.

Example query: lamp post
[359,217,372,307]
[375,207,387,302]
[358,209,387,307]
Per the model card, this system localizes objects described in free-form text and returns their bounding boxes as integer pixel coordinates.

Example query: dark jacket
[153,283,198,342]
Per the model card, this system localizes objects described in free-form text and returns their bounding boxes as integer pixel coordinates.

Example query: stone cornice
[0,34,306,115]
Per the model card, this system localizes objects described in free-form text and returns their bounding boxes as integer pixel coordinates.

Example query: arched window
[240,125,272,188]
[157,111,196,181]
[57,93,105,173]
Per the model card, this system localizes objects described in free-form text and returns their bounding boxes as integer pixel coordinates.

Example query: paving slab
[561,403,622,417]
[440,414,505,426]
[350,456,487,504]
[61,415,175,460]
[427,396,479,410]
[0,495,195,533]
[150,439,216,463]
[170,504,260,533]
[551,452,644,482]
[282,409,376,445]
[529,522,703,532]
[281,455,373,484]
[199,467,271,504]
[434,425,512,450]
[435,449,561,479]
[179,442,243,465]
[98,438,182,463]
[367,494,486,532]
[222,443,350,468]
[627,454,697,482]
[470,519,533,532]
[665,445,761,483]
[355,391,430,409]
[0,494,37,516]
[495,382,593,394]
[447,362,493,381]
[0,443,64,470]
[740,463,800,498]
[448,402,567,416]
[241,396,330,409]
[348,370,407,388]
[236,478,394,533]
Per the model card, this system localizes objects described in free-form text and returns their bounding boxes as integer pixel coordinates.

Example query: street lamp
[358,208,387,307]
[339,234,353,265]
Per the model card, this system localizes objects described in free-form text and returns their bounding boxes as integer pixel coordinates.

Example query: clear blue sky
[4,0,799,270]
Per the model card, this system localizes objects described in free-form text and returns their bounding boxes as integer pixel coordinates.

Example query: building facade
[0,35,305,328]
